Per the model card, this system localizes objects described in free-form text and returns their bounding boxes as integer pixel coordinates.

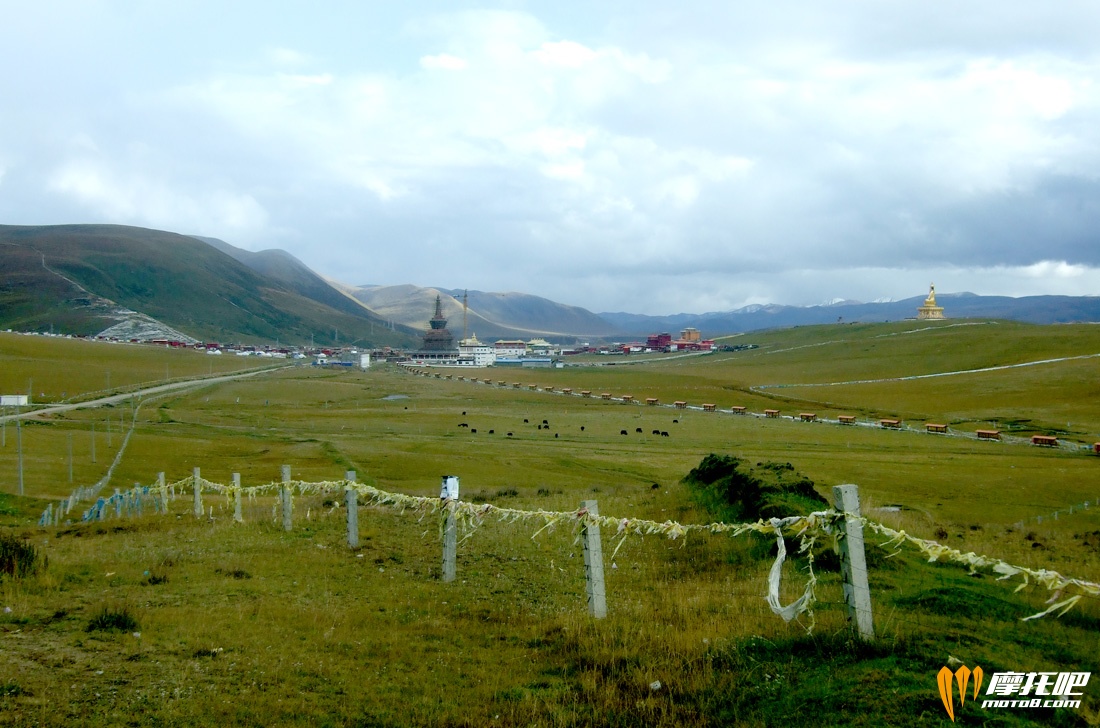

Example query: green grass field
[1,321,1098,726]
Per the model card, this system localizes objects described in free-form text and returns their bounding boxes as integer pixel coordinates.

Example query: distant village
[402,296,717,368]
[5,285,947,371]
[4,293,720,372]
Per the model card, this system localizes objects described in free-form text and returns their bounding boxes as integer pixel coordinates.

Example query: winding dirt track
[752,352,1100,391]
[0,364,294,423]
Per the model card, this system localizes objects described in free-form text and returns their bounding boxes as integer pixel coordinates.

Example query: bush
[0,532,45,578]
[85,606,139,633]
[682,454,827,522]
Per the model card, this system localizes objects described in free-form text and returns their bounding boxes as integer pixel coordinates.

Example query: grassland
[1,320,1099,726]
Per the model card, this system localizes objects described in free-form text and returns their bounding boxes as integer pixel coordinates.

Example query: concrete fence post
[345,471,358,549]
[833,484,875,641]
[581,500,608,619]
[157,472,166,513]
[281,464,293,532]
[232,473,243,523]
[440,476,459,582]
[442,502,457,583]
[192,467,202,518]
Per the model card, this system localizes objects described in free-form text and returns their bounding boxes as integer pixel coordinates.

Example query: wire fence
[39,471,1100,638]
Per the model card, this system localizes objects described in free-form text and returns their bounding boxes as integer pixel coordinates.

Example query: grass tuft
[85,605,139,633]
[0,532,45,578]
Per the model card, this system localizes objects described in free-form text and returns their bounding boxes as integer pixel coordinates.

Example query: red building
[646,332,672,350]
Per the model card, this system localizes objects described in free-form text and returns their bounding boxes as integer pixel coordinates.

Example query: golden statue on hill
[917,283,945,320]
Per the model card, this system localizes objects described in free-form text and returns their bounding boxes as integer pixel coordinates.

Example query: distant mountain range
[1,224,1097,345]
[598,293,1100,336]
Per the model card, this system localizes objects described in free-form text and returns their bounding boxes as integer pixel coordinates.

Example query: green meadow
[1,321,1098,726]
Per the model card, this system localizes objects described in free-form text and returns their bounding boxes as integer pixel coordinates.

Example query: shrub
[682,454,827,522]
[0,681,27,697]
[0,532,45,578]
[85,606,139,633]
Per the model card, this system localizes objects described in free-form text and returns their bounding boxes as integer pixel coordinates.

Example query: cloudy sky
[3,2,1099,314]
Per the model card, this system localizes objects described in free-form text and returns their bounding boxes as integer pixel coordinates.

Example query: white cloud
[48,155,269,239]
[1019,260,1091,279]
[278,73,333,88]
[266,47,314,68]
[530,40,598,69]
[419,54,468,71]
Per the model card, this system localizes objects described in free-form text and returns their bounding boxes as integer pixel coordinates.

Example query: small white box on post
[832,484,874,641]
[580,500,608,619]
[440,476,459,583]
[440,475,460,500]
[232,473,243,523]
[192,467,202,519]
[281,465,293,532]
[345,471,359,548]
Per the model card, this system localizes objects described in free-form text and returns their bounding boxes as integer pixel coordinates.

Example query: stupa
[421,295,455,350]
[916,284,945,320]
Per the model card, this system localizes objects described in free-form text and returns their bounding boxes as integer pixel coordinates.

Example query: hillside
[193,236,380,323]
[347,283,618,341]
[0,225,417,347]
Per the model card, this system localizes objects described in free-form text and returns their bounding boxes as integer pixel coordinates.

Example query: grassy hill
[0,225,417,348]
[1,320,1098,726]
[193,236,384,324]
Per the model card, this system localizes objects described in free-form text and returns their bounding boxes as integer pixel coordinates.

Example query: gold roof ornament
[917,283,945,319]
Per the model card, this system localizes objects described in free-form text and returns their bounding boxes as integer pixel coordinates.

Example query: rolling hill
[0,224,417,347]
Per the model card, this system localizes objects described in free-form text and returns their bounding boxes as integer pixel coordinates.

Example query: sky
[2,1,1099,315]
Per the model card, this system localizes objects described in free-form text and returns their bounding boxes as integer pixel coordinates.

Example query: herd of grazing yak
[455,413,679,439]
